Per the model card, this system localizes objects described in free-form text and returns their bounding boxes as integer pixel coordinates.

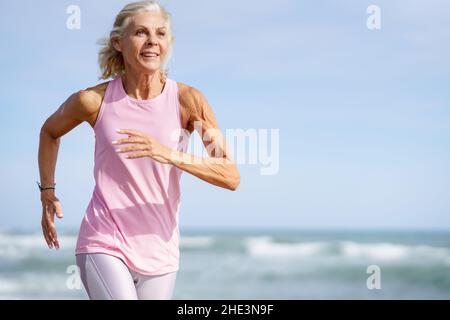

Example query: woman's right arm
[38,87,103,249]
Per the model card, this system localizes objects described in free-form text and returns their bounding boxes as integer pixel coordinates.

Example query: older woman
[37,0,240,300]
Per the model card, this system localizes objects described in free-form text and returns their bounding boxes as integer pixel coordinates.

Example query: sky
[0,0,449,232]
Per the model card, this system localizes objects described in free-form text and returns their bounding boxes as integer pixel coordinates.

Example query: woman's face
[114,11,170,74]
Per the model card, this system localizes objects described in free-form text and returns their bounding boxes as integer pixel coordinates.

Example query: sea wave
[245,237,330,257]
[2,231,450,266]
[244,237,450,265]
[0,232,216,256]
[340,241,450,263]
[179,236,214,248]
[0,232,77,259]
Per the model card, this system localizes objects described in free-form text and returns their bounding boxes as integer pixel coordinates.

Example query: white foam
[245,237,329,257]
[244,237,450,264]
[340,242,408,260]
[0,278,20,293]
[180,236,214,248]
[339,241,450,263]
[0,233,77,258]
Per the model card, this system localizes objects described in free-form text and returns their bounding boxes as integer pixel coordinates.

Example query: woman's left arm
[166,85,240,190]
[115,85,240,190]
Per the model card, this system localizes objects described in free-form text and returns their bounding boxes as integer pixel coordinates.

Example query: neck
[121,68,166,100]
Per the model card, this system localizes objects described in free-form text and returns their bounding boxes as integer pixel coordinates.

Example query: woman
[37,0,240,300]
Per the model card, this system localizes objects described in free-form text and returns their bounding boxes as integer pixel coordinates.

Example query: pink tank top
[75,76,190,276]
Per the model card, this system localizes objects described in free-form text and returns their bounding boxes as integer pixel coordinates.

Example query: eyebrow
[135,25,167,30]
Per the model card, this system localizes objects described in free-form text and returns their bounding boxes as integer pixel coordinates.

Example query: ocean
[1,228,450,299]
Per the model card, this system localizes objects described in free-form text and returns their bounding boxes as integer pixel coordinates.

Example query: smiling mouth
[140,52,160,59]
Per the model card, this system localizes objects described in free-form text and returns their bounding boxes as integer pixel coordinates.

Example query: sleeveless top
[75,76,190,276]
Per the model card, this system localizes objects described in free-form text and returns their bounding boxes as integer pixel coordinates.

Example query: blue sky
[0,0,449,231]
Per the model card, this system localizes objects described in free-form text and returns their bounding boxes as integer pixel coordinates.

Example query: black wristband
[36,181,56,192]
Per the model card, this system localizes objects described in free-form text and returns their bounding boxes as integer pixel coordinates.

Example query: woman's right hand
[40,191,64,249]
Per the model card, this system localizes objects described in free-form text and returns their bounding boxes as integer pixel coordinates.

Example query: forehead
[127,11,167,29]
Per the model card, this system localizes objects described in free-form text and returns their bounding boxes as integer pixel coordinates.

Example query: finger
[48,221,59,249]
[43,217,55,244]
[116,129,146,138]
[44,204,58,247]
[41,220,50,247]
[125,151,148,159]
[54,237,60,249]
[53,201,63,219]
[52,233,60,249]
[116,145,148,153]
[113,137,146,145]
[42,207,52,248]
[47,206,58,239]
[41,218,53,249]
[43,232,53,249]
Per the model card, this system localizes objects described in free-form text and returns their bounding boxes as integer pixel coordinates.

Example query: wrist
[159,145,174,163]
[36,181,56,192]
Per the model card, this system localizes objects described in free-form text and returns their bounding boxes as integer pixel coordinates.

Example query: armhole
[176,82,195,135]
[93,80,112,131]
[175,81,183,130]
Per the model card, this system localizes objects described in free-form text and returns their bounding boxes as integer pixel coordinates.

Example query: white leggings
[75,253,177,300]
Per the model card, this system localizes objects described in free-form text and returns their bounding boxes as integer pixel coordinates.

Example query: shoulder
[73,81,109,115]
[176,81,219,131]
[176,81,208,110]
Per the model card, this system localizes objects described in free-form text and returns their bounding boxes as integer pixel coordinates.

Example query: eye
[136,29,146,35]
[158,32,166,36]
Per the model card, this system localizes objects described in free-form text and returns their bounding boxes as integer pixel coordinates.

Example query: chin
[138,64,161,74]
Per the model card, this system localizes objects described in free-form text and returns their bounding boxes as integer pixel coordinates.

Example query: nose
[146,33,158,46]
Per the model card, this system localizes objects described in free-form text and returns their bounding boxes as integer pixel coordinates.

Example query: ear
[112,37,122,53]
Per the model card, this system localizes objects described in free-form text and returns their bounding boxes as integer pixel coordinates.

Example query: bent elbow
[227,173,240,191]
[40,125,59,141]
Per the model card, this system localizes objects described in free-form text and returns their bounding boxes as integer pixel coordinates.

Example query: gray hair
[97,1,174,80]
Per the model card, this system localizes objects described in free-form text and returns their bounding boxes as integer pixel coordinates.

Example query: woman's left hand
[112,129,171,164]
